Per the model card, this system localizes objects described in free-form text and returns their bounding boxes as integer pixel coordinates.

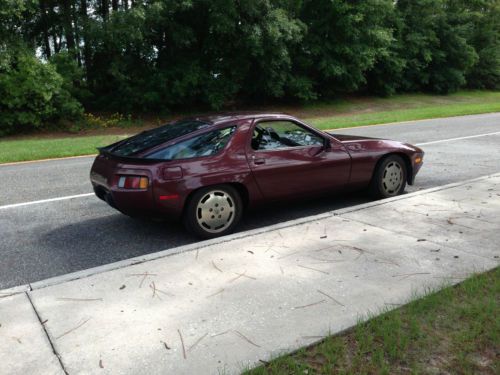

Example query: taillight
[118,175,149,189]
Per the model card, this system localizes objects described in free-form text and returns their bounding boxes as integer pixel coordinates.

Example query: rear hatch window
[108,120,211,157]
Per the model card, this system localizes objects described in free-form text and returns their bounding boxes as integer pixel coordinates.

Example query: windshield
[109,120,211,156]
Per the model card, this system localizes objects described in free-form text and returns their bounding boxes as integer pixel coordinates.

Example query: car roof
[183,112,295,125]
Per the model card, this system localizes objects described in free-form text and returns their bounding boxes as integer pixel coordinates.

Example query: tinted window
[146,126,236,160]
[110,120,210,156]
[252,121,323,150]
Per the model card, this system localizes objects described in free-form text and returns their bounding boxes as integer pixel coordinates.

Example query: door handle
[252,156,266,165]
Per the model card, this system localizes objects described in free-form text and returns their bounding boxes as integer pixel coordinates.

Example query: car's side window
[252,121,323,151]
[146,126,236,160]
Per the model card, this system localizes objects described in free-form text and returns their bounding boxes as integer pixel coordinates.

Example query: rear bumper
[92,183,184,219]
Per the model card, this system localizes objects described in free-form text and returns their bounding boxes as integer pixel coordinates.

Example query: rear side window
[146,126,236,160]
[110,120,210,156]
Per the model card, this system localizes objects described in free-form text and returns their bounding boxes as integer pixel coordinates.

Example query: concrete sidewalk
[1,174,499,375]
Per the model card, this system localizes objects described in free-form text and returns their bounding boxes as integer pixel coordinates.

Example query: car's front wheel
[369,155,407,199]
[183,185,243,239]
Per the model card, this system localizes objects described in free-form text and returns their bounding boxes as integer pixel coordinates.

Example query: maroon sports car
[90,113,424,238]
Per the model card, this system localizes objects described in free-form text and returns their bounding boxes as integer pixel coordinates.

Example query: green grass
[309,91,500,130]
[0,135,127,163]
[245,268,500,375]
[1,90,499,163]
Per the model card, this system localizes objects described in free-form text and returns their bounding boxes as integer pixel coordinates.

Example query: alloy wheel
[195,190,236,233]
[381,161,403,195]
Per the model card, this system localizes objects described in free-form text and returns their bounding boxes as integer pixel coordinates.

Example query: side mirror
[323,137,332,150]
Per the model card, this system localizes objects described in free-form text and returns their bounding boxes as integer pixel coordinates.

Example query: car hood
[329,132,423,154]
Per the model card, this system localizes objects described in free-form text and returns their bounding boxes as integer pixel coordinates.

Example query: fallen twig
[278,250,301,259]
[374,258,400,267]
[188,332,208,352]
[211,330,230,338]
[392,272,431,280]
[56,318,91,340]
[446,217,475,230]
[149,282,162,300]
[178,329,186,359]
[206,288,224,298]
[228,271,257,283]
[233,330,261,348]
[126,272,157,288]
[211,260,223,273]
[292,300,326,310]
[161,341,171,350]
[297,264,329,275]
[317,290,344,306]
[307,256,345,263]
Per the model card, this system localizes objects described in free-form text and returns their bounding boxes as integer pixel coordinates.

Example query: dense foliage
[0,0,499,135]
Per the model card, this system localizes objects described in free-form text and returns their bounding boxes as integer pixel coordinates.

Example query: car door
[247,119,351,200]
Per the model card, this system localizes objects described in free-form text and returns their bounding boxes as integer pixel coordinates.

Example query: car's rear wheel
[369,155,407,199]
[183,185,243,238]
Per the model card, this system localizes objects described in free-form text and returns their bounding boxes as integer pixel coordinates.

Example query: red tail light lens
[118,176,149,189]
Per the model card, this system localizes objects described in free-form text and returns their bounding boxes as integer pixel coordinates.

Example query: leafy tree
[396,0,477,93]
[462,0,500,89]
[290,0,396,100]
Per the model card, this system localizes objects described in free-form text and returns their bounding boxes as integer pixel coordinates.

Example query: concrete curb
[2,172,497,298]
[0,284,30,299]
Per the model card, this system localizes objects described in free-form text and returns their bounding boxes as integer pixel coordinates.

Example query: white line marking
[0,193,94,210]
[416,131,500,146]
[1,130,499,210]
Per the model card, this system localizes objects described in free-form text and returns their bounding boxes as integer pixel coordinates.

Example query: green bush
[0,50,83,135]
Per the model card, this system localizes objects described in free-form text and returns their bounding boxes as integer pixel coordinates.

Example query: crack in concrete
[25,292,68,375]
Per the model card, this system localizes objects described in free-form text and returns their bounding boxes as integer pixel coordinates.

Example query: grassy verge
[310,100,500,130]
[0,135,127,163]
[246,268,499,375]
[1,90,499,163]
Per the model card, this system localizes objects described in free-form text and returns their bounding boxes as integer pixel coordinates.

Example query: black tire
[369,155,407,199]
[183,185,243,239]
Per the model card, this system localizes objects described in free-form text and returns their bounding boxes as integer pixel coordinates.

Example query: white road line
[1,130,499,210]
[0,193,94,210]
[416,131,500,146]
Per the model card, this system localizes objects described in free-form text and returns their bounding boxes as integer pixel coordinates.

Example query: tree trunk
[61,0,76,55]
[39,0,51,58]
[80,0,92,76]
[102,0,109,20]
[71,1,81,65]
[112,0,118,12]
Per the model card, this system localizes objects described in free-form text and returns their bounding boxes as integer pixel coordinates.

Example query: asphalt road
[1,112,499,289]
